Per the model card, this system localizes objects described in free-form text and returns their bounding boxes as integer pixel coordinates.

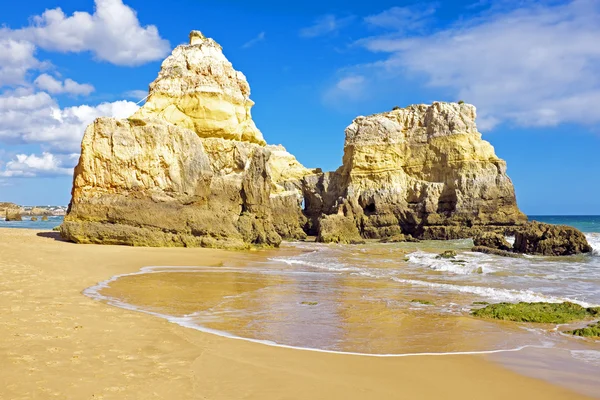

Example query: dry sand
[0,227,591,399]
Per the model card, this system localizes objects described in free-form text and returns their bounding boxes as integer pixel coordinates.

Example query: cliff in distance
[62,31,526,248]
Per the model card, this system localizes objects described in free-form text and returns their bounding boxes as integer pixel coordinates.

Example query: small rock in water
[436,250,457,259]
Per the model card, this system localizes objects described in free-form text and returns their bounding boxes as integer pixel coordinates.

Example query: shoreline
[86,265,558,358]
[0,227,592,399]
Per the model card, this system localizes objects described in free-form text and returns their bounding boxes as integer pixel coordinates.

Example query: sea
[6,215,600,396]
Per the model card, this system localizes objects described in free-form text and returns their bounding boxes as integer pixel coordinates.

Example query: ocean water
[85,216,600,396]
[0,215,64,230]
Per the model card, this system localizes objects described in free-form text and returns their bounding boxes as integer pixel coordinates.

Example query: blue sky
[0,0,599,214]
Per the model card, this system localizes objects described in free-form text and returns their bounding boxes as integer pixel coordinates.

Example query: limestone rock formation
[473,232,512,251]
[132,31,265,145]
[316,214,363,244]
[303,103,527,240]
[513,222,592,256]
[5,210,22,221]
[61,32,315,249]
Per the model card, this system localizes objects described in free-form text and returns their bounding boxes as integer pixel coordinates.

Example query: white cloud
[300,15,355,38]
[364,4,437,32]
[0,152,78,178]
[323,75,367,104]
[242,32,266,49]
[34,74,95,96]
[354,0,600,129]
[0,91,139,152]
[123,89,148,101]
[0,39,45,86]
[2,0,170,66]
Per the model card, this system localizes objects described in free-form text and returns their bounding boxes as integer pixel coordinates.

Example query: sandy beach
[0,227,591,400]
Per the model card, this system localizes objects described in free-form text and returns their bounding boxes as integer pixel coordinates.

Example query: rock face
[304,103,527,241]
[61,31,314,249]
[513,222,592,256]
[61,31,536,249]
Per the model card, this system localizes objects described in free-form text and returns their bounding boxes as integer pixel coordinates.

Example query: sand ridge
[0,228,590,399]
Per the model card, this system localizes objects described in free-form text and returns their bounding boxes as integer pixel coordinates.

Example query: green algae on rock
[472,302,600,324]
[436,250,457,259]
[411,299,434,305]
[565,321,600,338]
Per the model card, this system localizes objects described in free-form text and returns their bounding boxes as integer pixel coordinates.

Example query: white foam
[585,233,600,256]
[386,275,595,307]
[570,350,600,366]
[406,250,491,275]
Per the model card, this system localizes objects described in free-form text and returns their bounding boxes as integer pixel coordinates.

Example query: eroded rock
[62,32,314,249]
[513,222,592,256]
[302,103,527,240]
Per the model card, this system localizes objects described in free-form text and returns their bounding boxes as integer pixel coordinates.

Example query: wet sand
[0,228,591,399]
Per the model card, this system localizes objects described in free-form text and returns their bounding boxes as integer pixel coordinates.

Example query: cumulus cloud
[0,39,46,86]
[34,74,95,96]
[0,91,139,152]
[300,15,355,38]
[351,0,600,129]
[0,152,78,178]
[242,32,266,49]
[2,0,170,66]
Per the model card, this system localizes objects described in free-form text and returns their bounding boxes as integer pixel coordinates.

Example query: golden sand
[0,228,590,399]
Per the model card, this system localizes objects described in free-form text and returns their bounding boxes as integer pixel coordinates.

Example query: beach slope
[0,228,589,399]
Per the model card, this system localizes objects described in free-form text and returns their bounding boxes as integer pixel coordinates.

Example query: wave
[406,250,492,275]
[585,233,600,256]
[271,253,597,308]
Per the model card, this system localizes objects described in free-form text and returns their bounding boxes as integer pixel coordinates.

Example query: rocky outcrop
[5,210,22,221]
[513,222,592,256]
[61,31,537,249]
[316,214,363,244]
[473,232,512,251]
[303,103,527,240]
[62,31,315,249]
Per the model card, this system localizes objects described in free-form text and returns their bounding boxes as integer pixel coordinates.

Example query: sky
[0,0,599,214]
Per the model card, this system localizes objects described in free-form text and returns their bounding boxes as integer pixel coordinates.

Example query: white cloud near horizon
[329,0,600,130]
[242,32,266,49]
[0,152,78,178]
[0,90,139,153]
[34,74,95,96]
[2,0,171,67]
[300,15,355,38]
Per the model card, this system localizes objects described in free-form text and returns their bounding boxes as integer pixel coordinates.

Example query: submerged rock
[471,246,522,258]
[62,31,316,249]
[473,232,512,251]
[472,302,600,324]
[513,222,592,256]
[41,216,49,221]
[31,217,38,221]
[302,102,527,240]
[436,250,457,259]
[566,321,600,338]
